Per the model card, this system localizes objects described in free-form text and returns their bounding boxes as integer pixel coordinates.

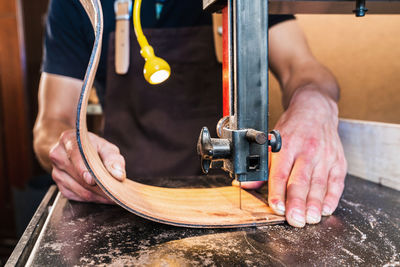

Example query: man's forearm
[33,119,73,172]
[281,60,339,110]
[34,73,83,172]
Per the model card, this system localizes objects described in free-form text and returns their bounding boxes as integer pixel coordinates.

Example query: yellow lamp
[133,0,171,84]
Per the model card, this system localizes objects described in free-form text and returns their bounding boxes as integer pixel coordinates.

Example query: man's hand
[238,19,347,227]
[34,74,126,204]
[268,88,347,227]
[49,129,126,204]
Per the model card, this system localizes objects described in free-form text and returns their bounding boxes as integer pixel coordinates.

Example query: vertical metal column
[197,0,279,182]
[230,0,269,181]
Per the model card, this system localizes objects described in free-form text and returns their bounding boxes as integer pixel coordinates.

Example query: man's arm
[267,20,347,227]
[34,73,82,171]
[269,20,339,108]
[33,73,126,203]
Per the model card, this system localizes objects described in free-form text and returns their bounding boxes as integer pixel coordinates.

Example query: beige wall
[269,15,400,127]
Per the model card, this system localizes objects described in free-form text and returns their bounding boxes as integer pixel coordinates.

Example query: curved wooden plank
[76,0,285,228]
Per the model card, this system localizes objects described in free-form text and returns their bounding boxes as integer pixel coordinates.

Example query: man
[34,0,347,228]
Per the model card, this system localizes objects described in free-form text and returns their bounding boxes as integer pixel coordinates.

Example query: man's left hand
[268,88,347,227]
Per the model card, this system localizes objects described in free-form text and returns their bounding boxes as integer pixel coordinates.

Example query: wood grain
[76,0,284,228]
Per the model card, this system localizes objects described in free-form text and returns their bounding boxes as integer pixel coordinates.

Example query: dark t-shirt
[42,0,294,103]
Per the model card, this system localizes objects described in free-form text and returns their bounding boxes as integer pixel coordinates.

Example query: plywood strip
[76,0,284,228]
[339,118,400,191]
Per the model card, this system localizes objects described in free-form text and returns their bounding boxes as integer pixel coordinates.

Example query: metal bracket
[354,0,368,16]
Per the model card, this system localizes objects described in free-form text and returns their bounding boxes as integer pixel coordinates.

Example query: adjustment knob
[246,129,268,145]
[197,127,231,174]
[269,130,282,153]
[197,127,213,160]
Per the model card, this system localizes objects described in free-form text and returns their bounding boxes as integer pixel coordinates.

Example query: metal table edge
[5,185,58,267]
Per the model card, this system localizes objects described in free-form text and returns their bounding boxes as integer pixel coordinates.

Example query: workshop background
[269,14,400,126]
[0,0,400,263]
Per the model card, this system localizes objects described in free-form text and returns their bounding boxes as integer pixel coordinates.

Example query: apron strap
[114,0,132,75]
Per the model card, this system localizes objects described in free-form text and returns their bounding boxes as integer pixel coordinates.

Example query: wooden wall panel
[22,0,50,176]
[269,15,400,127]
[0,70,6,217]
[0,0,31,257]
[0,1,14,14]
[0,0,31,188]
[268,15,400,190]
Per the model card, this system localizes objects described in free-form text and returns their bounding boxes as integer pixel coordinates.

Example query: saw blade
[239,181,242,210]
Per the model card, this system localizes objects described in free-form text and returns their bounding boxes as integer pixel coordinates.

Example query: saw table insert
[76,0,284,228]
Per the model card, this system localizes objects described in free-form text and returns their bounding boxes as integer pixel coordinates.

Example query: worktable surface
[22,175,399,266]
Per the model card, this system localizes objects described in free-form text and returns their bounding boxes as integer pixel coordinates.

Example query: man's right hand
[49,129,126,204]
[34,73,127,204]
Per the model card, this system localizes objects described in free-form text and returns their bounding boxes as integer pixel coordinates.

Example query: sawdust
[351,225,367,243]
[383,261,400,267]
[27,177,399,266]
[341,248,364,263]
[99,232,248,266]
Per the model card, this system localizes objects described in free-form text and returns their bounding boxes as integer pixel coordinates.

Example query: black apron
[104,26,222,178]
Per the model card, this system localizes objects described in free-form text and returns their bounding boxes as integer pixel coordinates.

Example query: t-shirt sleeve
[269,15,295,28]
[42,0,94,80]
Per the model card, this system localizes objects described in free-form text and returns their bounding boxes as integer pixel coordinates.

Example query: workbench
[7,175,400,266]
